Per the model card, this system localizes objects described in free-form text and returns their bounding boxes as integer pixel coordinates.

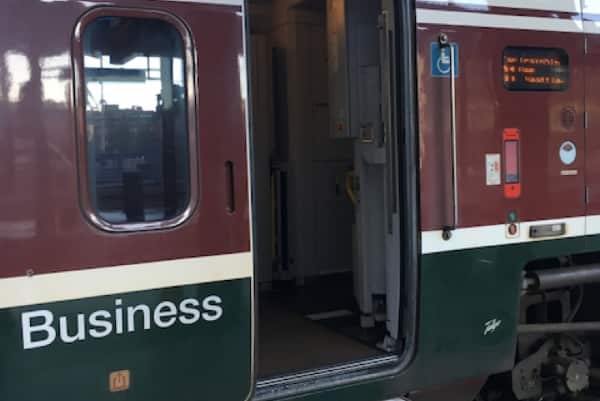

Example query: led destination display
[503,47,569,91]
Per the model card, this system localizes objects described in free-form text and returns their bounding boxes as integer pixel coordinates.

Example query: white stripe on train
[584,21,600,34]
[172,0,580,13]
[422,217,588,254]
[0,252,252,309]
[5,227,600,299]
[417,9,584,32]
[419,0,581,13]
[418,8,600,36]
[164,0,242,5]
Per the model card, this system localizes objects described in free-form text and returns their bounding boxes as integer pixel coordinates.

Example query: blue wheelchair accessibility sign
[431,42,459,78]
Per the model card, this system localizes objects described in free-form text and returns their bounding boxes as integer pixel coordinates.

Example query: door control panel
[503,128,521,199]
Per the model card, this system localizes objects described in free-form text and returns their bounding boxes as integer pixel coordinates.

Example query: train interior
[248,0,401,378]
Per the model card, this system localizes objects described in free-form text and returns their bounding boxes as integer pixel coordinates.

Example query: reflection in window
[83,17,190,225]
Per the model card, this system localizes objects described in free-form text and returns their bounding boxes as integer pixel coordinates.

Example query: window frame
[73,7,199,233]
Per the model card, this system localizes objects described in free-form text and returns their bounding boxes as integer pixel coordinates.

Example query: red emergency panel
[503,128,521,199]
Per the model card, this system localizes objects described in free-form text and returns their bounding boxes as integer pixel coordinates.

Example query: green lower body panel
[2,236,595,401]
[0,278,252,401]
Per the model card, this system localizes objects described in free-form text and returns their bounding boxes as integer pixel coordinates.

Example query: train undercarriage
[480,254,600,401]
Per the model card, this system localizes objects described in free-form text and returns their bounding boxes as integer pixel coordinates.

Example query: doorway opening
[248,0,404,379]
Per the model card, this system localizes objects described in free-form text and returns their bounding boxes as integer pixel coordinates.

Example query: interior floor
[258,274,386,378]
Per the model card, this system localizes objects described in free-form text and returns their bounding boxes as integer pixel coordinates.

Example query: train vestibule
[248,0,404,378]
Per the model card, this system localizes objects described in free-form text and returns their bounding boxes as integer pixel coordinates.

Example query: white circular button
[559,141,576,165]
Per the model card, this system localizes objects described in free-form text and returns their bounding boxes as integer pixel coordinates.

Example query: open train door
[0,1,254,400]
[380,0,403,348]
[326,0,404,349]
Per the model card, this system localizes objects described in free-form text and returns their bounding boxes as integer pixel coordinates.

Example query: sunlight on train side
[0,220,36,240]
[238,55,248,102]
[39,52,69,104]
[4,51,30,103]
[422,0,582,13]
[583,0,600,33]
[583,0,600,14]
[421,0,490,8]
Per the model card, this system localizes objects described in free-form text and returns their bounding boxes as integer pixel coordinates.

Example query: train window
[81,16,191,228]
[503,47,569,91]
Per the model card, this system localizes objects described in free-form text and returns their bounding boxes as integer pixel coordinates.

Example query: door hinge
[585,111,589,129]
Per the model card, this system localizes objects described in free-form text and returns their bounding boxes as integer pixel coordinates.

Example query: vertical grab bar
[379,10,398,234]
[380,11,394,146]
[438,33,458,240]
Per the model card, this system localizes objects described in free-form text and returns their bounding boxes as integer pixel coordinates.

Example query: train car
[2,0,600,400]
